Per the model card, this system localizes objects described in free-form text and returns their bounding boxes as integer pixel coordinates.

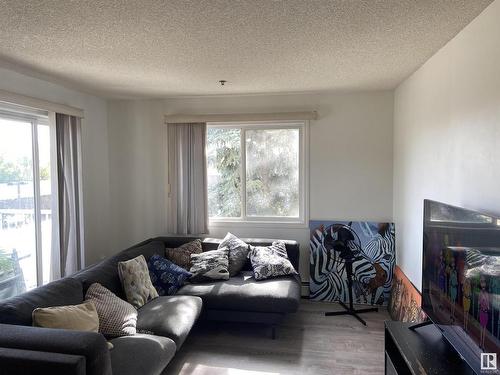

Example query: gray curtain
[53,113,84,279]
[167,122,208,234]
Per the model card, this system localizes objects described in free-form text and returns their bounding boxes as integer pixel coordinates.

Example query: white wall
[107,100,166,251]
[0,67,111,266]
[108,91,394,279]
[393,0,500,290]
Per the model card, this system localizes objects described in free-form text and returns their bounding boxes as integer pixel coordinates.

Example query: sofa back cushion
[0,278,83,326]
[122,240,166,261]
[73,240,166,299]
[153,236,300,273]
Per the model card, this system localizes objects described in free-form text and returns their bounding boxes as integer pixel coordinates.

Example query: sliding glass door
[0,110,52,299]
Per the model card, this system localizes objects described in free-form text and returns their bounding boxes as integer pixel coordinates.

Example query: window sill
[208,219,309,230]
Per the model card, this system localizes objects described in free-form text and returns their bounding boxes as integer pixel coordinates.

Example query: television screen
[422,200,500,373]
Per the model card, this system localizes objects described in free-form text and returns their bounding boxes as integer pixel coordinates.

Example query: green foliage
[0,155,49,183]
[207,128,241,217]
[0,155,32,183]
[0,249,14,275]
[245,129,299,217]
[39,166,50,180]
[207,128,299,218]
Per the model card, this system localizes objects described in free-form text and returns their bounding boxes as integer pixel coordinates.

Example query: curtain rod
[0,89,84,118]
[164,111,317,124]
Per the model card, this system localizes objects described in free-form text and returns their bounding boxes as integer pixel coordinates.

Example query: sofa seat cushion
[0,278,83,326]
[137,295,202,349]
[177,271,301,313]
[109,334,176,375]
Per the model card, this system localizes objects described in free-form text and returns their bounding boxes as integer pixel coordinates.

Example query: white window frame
[207,120,309,228]
[0,105,53,287]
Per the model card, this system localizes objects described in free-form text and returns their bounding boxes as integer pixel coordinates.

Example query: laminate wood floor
[163,300,389,375]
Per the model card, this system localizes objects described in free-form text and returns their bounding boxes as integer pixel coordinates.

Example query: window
[0,106,53,299]
[207,121,307,224]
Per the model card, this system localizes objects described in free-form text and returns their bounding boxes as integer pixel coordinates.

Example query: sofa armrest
[0,347,86,375]
[0,324,112,375]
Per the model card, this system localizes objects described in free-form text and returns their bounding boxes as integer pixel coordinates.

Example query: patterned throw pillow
[85,283,137,337]
[147,254,192,296]
[165,239,203,270]
[189,247,230,283]
[118,255,159,308]
[218,232,250,276]
[249,241,298,280]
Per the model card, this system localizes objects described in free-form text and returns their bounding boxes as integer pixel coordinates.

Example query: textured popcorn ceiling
[0,0,493,98]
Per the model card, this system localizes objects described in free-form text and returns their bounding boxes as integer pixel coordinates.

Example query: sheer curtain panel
[53,113,84,279]
[167,123,208,234]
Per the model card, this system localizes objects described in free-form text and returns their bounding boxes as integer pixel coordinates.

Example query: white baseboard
[301,281,309,297]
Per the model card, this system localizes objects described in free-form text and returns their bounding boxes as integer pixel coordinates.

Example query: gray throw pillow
[218,232,250,277]
[85,283,137,337]
[189,248,230,283]
[249,241,298,280]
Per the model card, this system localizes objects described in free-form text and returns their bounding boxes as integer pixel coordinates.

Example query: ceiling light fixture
[219,80,227,86]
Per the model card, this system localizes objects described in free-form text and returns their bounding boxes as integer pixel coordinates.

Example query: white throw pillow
[249,241,298,280]
[189,248,230,282]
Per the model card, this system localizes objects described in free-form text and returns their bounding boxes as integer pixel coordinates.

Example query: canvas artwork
[388,265,427,323]
[310,220,395,305]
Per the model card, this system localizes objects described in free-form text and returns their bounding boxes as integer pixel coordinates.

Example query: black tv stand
[385,321,474,374]
[408,319,433,331]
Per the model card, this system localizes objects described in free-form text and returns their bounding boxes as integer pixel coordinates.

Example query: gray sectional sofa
[0,236,301,375]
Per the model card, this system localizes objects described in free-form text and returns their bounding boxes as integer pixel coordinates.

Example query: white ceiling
[0,0,493,98]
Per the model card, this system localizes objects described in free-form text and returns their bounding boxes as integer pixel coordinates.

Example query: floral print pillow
[249,241,298,280]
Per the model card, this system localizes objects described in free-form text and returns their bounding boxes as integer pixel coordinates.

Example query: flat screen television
[422,200,500,374]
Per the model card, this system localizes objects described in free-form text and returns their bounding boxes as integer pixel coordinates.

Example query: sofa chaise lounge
[0,236,301,375]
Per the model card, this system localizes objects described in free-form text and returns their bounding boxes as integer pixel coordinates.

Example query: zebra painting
[310,220,396,305]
